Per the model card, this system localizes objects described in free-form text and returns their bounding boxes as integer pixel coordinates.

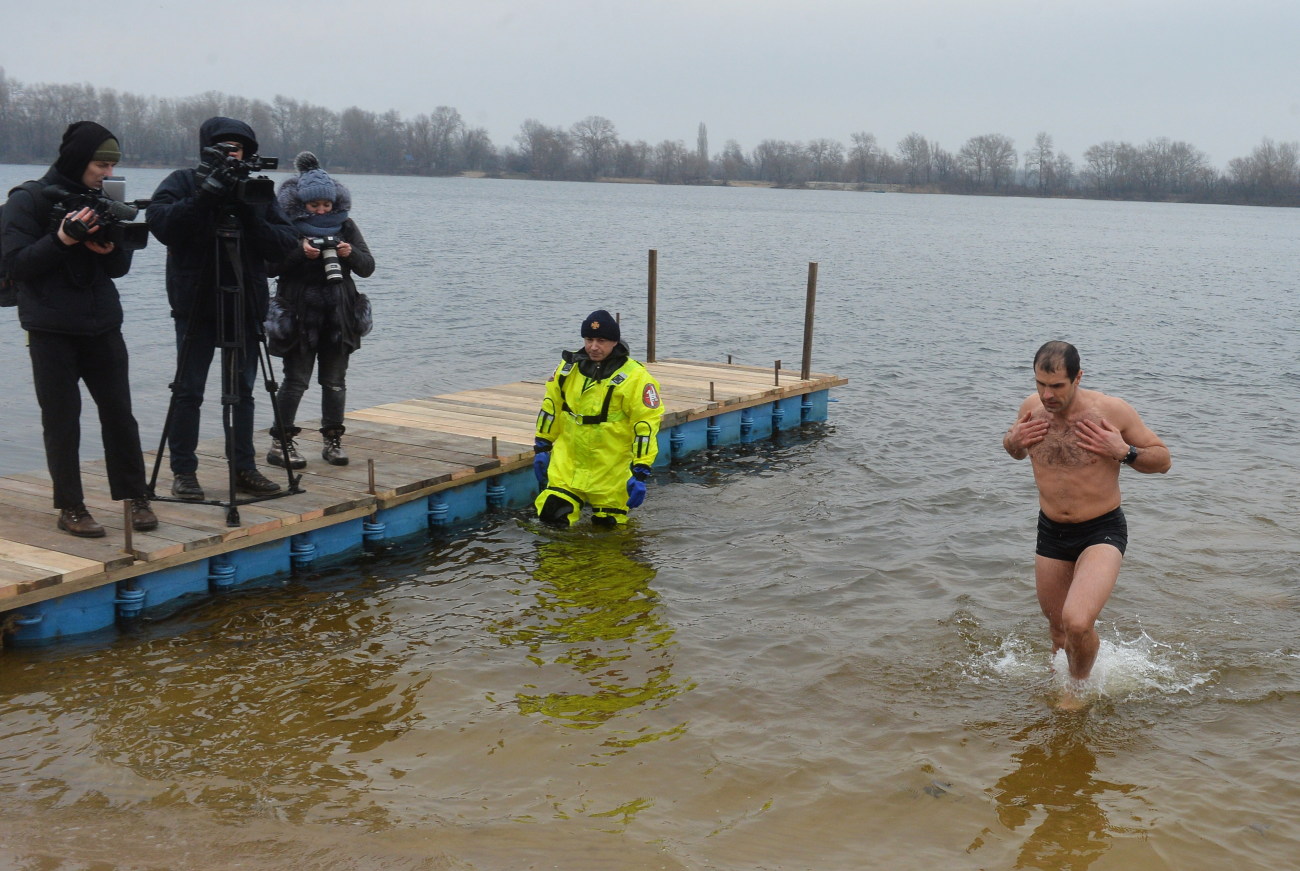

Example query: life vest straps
[558,368,627,425]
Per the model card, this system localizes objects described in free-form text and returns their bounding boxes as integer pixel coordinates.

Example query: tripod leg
[222,344,241,527]
[256,334,301,493]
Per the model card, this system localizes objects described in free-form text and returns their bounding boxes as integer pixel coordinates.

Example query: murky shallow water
[1,168,1297,869]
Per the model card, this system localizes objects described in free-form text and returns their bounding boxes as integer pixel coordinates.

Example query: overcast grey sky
[4,0,1297,166]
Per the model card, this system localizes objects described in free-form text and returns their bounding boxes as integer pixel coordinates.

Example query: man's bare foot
[1055,690,1090,712]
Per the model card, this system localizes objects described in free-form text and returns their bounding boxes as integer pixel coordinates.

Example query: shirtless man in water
[1003,341,1171,690]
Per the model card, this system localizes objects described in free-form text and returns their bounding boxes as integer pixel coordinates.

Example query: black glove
[61,212,96,242]
[195,158,237,202]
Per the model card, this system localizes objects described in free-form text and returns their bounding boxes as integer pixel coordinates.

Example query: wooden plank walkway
[0,360,846,613]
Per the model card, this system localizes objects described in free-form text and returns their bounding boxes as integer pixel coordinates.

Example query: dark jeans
[276,343,349,432]
[169,317,259,474]
[27,329,147,508]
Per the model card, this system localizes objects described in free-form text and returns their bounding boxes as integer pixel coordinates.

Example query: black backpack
[0,180,55,307]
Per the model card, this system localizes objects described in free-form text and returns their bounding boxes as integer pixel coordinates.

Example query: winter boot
[321,425,349,466]
[267,426,306,469]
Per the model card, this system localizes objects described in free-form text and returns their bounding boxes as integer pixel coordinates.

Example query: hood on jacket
[199,116,259,156]
[52,121,118,186]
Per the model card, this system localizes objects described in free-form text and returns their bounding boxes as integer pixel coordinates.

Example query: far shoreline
[2,162,1275,207]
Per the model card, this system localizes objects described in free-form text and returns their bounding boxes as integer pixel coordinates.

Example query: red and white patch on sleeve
[642,384,661,408]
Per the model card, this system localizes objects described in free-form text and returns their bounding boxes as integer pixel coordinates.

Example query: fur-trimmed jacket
[267,173,375,356]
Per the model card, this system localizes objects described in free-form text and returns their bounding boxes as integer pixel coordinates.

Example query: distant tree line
[2,69,1297,207]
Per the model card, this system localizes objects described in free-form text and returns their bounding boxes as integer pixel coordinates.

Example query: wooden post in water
[367,459,378,522]
[647,249,658,363]
[801,262,818,380]
[774,360,781,386]
[122,501,133,555]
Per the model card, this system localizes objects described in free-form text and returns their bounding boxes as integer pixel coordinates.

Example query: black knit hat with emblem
[581,309,620,342]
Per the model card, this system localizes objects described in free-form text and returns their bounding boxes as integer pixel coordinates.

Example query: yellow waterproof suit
[534,349,663,525]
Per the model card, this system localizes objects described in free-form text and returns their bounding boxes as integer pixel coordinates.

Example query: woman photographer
[265,152,375,468]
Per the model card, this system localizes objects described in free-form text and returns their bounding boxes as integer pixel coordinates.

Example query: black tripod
[149,206,302,526]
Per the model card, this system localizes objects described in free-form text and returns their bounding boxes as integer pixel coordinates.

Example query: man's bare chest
[1031,420,1096,468]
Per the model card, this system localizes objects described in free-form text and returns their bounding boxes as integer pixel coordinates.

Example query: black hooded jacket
[146,117,297,321]
[0,121,132,335]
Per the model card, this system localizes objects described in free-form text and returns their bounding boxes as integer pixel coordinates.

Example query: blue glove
[626,464,650,508]
[533,439,552,487]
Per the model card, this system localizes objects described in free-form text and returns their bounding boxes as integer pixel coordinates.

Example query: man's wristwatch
[1120,445,1139,465]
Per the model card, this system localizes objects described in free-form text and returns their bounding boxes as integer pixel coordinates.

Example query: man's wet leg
[1058,544,1123,680]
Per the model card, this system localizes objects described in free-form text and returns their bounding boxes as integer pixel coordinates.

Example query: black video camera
[306,235,344,283]
[46,178,151,250]
[195,143,280,205]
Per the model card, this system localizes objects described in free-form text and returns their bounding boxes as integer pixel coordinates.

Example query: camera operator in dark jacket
[147,116,298,501]
[0,121,156,537]
[264,152,375,469]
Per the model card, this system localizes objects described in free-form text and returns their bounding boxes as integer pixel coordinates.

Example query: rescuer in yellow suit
[533,310,664,526]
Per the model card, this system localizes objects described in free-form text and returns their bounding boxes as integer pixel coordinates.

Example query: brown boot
[58,504,106,538]
[130,497,158,532]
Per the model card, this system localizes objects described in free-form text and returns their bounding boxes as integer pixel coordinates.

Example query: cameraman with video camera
[147,117,298,501]
[0,121,157,537]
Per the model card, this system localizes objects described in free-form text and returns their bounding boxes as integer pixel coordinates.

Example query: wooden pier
[0,359,845,645]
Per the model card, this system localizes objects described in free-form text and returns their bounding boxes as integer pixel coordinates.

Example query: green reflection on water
[495,527,694,749]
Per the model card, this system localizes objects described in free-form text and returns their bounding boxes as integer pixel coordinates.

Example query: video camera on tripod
[45,177,152,250]
[195,143,280,204]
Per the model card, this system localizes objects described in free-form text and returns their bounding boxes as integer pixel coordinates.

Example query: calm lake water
[1,165,1298,870]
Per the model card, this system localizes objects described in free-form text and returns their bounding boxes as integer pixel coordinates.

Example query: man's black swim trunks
[1036,506,1128,562]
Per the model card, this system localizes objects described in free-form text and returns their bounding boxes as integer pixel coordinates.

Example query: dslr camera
[46,177,151,250]
[195,143,280,204]
[306,235,345,283]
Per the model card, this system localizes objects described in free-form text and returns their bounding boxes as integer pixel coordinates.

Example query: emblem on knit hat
[580,309,620,341]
